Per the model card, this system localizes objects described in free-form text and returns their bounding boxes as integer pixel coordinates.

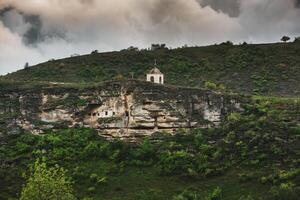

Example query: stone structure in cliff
[0,80,248,142]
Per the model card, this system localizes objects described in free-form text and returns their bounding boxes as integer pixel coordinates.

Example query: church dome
[148,67,162,74]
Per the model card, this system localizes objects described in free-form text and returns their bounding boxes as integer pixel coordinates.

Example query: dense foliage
[2,41,300,96]
[0,97,299,199]
[20,160,75,200]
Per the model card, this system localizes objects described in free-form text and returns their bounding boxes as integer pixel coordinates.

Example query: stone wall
[0,80,247,141]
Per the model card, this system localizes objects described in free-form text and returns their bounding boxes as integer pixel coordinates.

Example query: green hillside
[3,41,300,96]
[1,42,300,200]
[1,96,299,200]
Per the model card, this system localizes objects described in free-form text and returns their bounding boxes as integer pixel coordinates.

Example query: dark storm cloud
[0,8,66,45]
[0,0,300,75]
[199,0,240,17]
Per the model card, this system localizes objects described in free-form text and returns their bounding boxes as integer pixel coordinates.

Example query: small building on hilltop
[146,63,164,84]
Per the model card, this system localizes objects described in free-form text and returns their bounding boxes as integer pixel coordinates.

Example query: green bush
[82,141,110,158]
[267,183,300,200]
[238,173,255,183]
[20,160,75,200]
[158,150,193,175]
[205,81,217,90]
[278,169,300,181]
[238,195,255,200]
[129,139,155,166]
[207,187,222,200]
[87,186,96,194]
[89,173,108,185]
[227,113,242,123]
[135,189,162,200]
[172,188,201,200]
[172,187,222,200]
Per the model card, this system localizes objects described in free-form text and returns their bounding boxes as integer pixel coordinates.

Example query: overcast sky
[0,0,300,75]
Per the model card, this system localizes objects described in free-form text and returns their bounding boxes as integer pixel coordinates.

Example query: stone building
[146,65,164,84]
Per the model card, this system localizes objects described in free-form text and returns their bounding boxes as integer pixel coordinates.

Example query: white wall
[147,74,164,84]
[89,110,115,119]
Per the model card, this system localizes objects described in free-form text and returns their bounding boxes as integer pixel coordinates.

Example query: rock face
[0,81,247,141]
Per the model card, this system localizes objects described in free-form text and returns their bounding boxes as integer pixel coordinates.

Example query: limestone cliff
[0,80,247,141]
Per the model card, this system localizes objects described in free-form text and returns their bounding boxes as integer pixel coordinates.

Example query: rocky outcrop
[0,80,247,141]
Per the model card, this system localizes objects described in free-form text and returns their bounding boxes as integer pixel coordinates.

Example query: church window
[150,76,154,82]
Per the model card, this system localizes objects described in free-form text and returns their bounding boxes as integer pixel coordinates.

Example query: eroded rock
[0,80,248,141]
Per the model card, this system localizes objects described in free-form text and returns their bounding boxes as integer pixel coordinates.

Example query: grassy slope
[73,161,269,200]
[3,41,300,96]
[0,135,274,200]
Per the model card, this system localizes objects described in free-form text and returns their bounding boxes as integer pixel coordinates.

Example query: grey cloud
[0,8,66,45]
[199,0,240,17]
[0,0,300,75]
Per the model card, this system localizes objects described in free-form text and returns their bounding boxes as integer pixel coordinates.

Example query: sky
[0,0,300,75]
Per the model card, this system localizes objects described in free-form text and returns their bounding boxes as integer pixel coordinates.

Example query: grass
[70,160,269,200]
[2,41,300,96]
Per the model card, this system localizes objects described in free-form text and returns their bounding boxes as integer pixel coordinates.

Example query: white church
[146,62,164,84]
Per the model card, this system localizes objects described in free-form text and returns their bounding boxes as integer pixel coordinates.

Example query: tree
[20,160,76,200]
[151,44,167,50]
[91,50,98,54]
[281,36,290,43]
[24,62,29,70]
[126,46,139,51]
[220,41,233,46]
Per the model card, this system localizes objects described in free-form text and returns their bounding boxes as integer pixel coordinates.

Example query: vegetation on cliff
[0,41,299,199]
[2,41,300,96]
[1,97,299,200]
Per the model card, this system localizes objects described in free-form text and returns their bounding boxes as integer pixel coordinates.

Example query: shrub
[220,41,233,46]
[83,141,102,158]
[20,160,75,200]
[238,173,255,183]
[205,81,217,90]
[129,139,155,164]
[193,131,206,148]
[227,113,242,123]
[172,188,201,200]
[87,186,96,194]
[278,169,300,181]
[238,195,255,200]
[89,173,108,185]
[89,173,99,182]
[158,150,193,175]
[267,183,300,200]
[135,189,162,200]
[172,187,223,200]
[16,142,31,154]
[260,176,268,184]
[207,187,222,200]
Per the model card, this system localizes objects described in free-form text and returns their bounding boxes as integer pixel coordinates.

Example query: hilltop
[2,41,300,96]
